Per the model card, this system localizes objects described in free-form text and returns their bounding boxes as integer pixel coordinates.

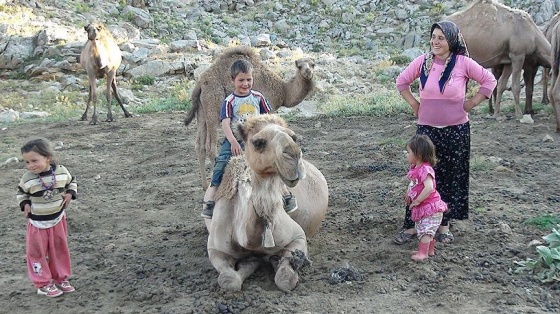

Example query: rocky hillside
[0,0,559,121]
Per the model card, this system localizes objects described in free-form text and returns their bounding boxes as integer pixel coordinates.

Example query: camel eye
[252,138,267,152]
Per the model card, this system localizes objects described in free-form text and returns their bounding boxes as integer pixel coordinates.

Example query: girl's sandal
[436,232,454,244]
[393,231,415,245]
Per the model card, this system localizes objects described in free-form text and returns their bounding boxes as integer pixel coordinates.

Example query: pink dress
[407,163,448,222]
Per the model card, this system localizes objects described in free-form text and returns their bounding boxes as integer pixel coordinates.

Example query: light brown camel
[80,23,132,125]
[206,114,328,291]
[184,46,315,190]
[545,17,560,132]
[447,0,551,119]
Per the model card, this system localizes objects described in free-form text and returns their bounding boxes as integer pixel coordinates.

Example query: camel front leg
[105,72,115,122]
[83,76,96,122]
[111,77,133,118]
[509,56,525,119]
[208,249,259,291]
[273,236,308,292]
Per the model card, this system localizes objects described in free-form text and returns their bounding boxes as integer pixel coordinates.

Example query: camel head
[237,115,306,187]
[84,23,105,41]
[295,58,315,80]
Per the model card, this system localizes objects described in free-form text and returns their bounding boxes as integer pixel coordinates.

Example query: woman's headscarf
[419,20,470,93]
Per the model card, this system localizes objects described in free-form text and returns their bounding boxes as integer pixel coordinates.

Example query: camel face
[245,124,305,187]
[295,58,314,80]
[84,23,104,41]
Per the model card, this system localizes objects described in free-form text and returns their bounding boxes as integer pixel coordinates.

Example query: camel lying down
[206,115,329,291]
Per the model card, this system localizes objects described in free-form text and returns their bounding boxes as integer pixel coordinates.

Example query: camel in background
[447,0,551,119]
[545,17,560,132]
[206,114,328,291]
[80,23,132,124]
[184,46,316,190]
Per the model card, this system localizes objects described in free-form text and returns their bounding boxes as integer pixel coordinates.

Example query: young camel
[184,46,315,190]
[80,23,132,124]
[206,114,328,291]
[447,0,551,119]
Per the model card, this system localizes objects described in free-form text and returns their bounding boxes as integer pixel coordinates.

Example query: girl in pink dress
[405,135,448,261]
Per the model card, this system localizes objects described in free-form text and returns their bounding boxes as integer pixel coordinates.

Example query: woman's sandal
[394,231,415,245]
[436,231,454,244]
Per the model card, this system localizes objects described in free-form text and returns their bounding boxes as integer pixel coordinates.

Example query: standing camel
[80,23,132,124]
[206,114,328,291]
[447,0,551,119]
[184,46,315,190]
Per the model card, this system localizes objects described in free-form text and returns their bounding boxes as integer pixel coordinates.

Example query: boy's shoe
[201,201,215,219]
[37,284,63,297]
[283,193,298,214]
[55,280,75,293]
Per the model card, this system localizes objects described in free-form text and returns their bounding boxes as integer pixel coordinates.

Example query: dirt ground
[0,109,559,314]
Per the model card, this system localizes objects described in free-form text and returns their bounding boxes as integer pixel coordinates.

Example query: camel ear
[252,138,267,152]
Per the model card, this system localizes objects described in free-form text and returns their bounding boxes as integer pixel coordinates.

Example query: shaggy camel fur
[80,23,132,124]
[545,18,560,132]
[184,46,315,190]
[206,114,328,291]
[447,0,551,119]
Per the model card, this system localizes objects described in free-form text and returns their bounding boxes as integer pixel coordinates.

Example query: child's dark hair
[230,59,253,79]
[21,138,56,164]
[407,134,437,166]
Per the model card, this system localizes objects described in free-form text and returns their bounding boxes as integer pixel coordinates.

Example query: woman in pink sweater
[394,21,496,244]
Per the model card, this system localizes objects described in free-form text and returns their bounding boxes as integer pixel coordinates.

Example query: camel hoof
[218,270,243,291]
[275,265,298,292]
[89,119,99,125]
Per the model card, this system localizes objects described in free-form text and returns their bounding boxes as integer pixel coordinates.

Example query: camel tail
[185,82,202,126]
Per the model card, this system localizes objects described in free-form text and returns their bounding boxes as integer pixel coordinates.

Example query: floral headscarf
[420,21,470,93]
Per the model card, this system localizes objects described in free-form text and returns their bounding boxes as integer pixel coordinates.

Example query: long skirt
[402,122,470,229]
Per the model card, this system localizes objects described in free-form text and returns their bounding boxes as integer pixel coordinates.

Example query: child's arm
[221,118,242,156]
[410,175,434,208]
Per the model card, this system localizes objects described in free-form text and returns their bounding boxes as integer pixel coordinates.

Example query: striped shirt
[220,90,272,123]
[17,164,77,229]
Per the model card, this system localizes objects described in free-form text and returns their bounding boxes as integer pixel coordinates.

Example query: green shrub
[514,225,560,283]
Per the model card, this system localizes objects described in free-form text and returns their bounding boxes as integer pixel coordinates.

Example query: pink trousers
[26,216,72,288]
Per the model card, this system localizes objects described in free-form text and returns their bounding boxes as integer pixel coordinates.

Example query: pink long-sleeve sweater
[396,54,497,126]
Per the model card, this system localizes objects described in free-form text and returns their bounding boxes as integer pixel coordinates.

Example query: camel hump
[215,156,250,200]
[218,46,258,60]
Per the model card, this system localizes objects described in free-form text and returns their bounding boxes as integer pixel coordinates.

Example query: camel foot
[89,117,99,125]
[217,269,243,291]
[275,265,298,292]
[80,115,88,121]
[124,112,133,118]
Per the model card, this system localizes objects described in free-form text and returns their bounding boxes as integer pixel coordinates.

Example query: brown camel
[206,114,328,291]
[447,0,551,119]
[184,46,315,190]
[546,17,560,132]
[80,23,132,125]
